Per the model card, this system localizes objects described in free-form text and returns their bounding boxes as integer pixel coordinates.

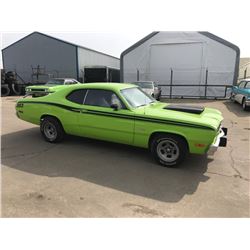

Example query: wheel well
[148,132,189,150]
[40,114,62,126]
[242,96,245,104]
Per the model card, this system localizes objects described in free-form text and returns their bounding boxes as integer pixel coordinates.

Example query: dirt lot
[1,96,249,217]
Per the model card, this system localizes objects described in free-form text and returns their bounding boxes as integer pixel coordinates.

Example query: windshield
[121,87,155,108]
[45,79,64,85]
[132,82,153,89]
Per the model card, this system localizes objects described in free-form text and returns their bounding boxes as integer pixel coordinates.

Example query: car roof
[240,78,250,81]
[49,78,77,81]
[67,83,136,91]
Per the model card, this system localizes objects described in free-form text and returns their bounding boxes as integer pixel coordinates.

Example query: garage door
[149,42,205,97]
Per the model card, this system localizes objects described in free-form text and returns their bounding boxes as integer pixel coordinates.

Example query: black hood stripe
[19,101,214,130]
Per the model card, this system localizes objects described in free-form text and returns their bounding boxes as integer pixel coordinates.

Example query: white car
[231,79,250,110]
[131,81,161,100]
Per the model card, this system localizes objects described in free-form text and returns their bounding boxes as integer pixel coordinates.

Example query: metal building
[2,32,120,83]
[238,58,250,81]
[121,32,240,98]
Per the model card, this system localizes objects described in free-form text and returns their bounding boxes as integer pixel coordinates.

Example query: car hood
[136,102,223,131]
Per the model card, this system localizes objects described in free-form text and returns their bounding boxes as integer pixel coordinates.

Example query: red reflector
[195,143,206,148]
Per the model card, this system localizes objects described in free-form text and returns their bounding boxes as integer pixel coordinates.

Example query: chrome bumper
[207,127,227,155]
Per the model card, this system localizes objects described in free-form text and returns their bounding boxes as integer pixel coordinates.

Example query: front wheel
[150,134,188,167]
[40,116,65,143]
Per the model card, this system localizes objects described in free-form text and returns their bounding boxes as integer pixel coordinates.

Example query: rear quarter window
[66,89,87,104]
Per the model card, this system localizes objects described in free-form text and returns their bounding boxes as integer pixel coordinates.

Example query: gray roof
[2,31,119,60]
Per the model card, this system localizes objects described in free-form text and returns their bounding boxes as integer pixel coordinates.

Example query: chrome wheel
[43,122,57,140]
[156,139,180,162]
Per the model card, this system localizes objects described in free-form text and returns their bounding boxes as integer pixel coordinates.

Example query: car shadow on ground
[2,128,212,203]
[223,100,250,117]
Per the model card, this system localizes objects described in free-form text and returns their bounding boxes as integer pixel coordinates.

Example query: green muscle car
[16,83,227,167]
[25,78,80,97]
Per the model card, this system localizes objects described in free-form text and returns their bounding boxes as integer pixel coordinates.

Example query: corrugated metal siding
[239,58,250,80]
[2,33,77,82]
[77,47,120,79]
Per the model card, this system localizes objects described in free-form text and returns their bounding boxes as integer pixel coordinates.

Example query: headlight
[26,88,31,92]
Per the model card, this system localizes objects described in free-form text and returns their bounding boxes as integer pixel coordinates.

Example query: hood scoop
[164,105,205,114]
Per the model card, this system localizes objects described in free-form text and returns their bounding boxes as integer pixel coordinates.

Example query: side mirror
[110,103,119,111]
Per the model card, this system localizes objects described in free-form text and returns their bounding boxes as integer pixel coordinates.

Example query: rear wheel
[150,133,188,167]
[242,98,249,111]
[40,116,65,143]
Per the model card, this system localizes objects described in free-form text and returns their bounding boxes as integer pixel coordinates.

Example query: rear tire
[40,116,65,143]
[150,133,188,167]
[242,98,249,111]
[230,93,236,102]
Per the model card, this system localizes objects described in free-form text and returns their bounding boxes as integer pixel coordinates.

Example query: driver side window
[84,89,126,109]
[239,81,246,88]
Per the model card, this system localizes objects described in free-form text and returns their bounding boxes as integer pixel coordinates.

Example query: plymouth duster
[16,83,227,167]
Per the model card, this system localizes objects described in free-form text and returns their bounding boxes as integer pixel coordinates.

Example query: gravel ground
[1,96,249,217]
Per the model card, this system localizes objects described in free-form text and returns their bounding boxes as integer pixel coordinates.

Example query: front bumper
[207,127,227,155]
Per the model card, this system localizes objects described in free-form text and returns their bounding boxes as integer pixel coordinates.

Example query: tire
[11,84,22,95]
[242,98,249,111]
[157,91,162,101]
[40,116,65,143]
[1,85,10,97]
[150,133,188,167]
[230,93,235,102]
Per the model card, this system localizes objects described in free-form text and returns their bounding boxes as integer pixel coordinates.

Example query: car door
[64,89,88,135]
[77,89,135,145]
[235,81,246,103]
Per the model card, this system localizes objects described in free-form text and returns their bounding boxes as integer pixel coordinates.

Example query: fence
[126,67,234,99]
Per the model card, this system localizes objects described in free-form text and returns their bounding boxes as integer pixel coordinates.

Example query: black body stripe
[19,101,214,130]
